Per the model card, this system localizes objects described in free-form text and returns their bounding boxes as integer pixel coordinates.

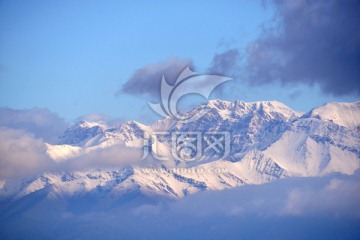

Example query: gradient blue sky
[0,0,358,123]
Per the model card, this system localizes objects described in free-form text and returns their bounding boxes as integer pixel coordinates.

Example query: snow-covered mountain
[303,101,360,130]
[1,100,359,201]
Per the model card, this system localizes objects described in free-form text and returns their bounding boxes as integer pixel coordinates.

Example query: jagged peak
[120,120,151,133]
[122,120,147,128]
[206,99,232,107]
[173,99,301,123]
[206,99,295,111]
[234,100,291,109]
[73,120,108,129]
[59,121,108,146]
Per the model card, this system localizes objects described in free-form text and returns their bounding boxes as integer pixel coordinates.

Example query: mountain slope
[303,101,360,129]
[1,100,359,201]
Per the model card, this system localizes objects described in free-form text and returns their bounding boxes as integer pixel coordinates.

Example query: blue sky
[0,0,359,123]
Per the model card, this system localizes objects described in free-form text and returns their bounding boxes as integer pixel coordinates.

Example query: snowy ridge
[303,101,360,129]
[1,100,359,201]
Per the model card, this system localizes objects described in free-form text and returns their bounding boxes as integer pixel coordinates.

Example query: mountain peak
[75,120,107,129]
[303,101,360,129]
[4,100,360,204]
[59,120,108,146]
[231,100,301,120]
[207,99,232,107]
[121,120,149,131]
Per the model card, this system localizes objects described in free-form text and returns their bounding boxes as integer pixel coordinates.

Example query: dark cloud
[244,0,360,96]
[207,48,242,78]
[118,57,194,99]
[0,107,69,144]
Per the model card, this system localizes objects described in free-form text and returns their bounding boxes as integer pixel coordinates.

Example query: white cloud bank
[0,128,53,180]
[1,173,359,239]
[0,107,68,143]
